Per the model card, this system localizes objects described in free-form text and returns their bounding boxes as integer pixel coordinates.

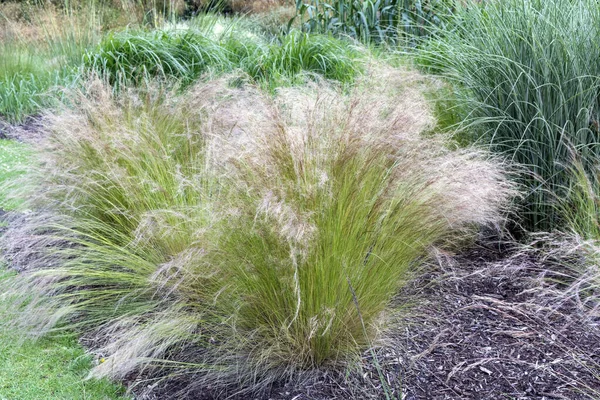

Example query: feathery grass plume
[1,69,514,397]
[199,66,514,383]
[1,78,222,335]
[418,0,600,232]
[0,78,261,396]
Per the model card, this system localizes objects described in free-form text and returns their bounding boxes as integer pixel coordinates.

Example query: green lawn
[0,139,131,400]
[0,330,131,400]
[0,139,30,210]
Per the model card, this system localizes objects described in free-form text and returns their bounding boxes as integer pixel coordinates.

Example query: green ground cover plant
[418,0,600,232]
[0,71,513,396]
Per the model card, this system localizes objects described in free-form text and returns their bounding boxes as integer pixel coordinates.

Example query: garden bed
[126,243,600,399]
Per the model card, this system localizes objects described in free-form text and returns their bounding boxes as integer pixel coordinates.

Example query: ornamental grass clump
[419,0,600,232]
[1,71,513,396]
[1,80,220,336]
[244,30,362,88]
[209,83,513,373]
[84,26,362,90]
[84,29,232,86]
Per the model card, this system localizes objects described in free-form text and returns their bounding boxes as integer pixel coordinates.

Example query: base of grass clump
[130,239,600,400]
[0,67,514,398]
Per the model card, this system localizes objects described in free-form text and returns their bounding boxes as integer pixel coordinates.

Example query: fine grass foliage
[84,28,232,87]
[245,30,363,88]
[562,160,600,242]
[1,72,513,396]
[418,0,600,232]
[0,40,65,122]
[208,84,511,374]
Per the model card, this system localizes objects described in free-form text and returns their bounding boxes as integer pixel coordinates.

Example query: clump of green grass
[0,42,64,122]
[246,30,362,88]
[3,79,215,323]
[418,0,600,232]
[84,26,363,90]
[1,74,513,396]
[84,29,231,87]
[210,87,512,374]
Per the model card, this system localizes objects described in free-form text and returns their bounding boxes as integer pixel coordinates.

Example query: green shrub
[419,0,600,232]
[294,0,456,45]
[1,76,512,394]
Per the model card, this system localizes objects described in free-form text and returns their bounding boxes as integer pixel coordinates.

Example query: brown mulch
[0,115,48,143]
[388,246,600,400]
[138,243,600,400]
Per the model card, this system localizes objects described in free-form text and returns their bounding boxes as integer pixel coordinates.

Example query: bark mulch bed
[0,115,47,143]
[390,246,600,400]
